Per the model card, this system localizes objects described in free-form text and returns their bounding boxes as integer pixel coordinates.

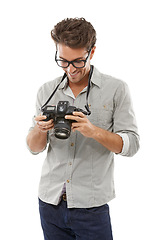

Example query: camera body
[41,101,87,139]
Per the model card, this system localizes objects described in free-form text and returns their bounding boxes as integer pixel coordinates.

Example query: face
[57,44,96,85]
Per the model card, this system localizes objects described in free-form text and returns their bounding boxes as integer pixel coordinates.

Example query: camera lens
[54,119,71,139]
[54,128,70,139]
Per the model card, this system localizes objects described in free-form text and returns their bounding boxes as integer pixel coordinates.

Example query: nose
[67,63,76,73]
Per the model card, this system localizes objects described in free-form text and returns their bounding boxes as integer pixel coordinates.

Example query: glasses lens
[73,60,85,68]
[56,60,69,68]
[56,60,85,68]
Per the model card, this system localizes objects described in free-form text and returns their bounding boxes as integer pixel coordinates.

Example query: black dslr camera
[40,66,93,139]
[42,101,88,139]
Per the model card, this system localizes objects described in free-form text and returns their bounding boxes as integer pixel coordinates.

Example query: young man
[27,18,140,240]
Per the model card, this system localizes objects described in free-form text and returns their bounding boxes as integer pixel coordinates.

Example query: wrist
[91,125,102,140]
[34,124,48,136]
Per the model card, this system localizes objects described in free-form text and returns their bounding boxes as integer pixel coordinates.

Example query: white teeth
[69,72,78,76]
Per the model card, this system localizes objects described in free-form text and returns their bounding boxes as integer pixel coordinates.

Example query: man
[27,18,140,240]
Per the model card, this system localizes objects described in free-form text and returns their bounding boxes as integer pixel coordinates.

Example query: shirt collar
[58,77,69,90]
[90,66,101,88]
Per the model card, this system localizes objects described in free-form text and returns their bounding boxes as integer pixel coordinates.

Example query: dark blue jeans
[39,198,113,240]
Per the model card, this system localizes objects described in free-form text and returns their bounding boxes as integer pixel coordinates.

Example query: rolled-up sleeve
[113,81,140,157]
[26,86,49,155]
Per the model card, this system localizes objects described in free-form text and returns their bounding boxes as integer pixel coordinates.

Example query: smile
[68,71,79,77]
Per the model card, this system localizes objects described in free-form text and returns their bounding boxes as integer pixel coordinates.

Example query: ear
[90,46,96,60]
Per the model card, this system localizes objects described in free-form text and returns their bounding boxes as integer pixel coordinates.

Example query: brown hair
[51,18,96,50]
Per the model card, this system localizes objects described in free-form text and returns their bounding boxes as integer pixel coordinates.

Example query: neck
[68,72,90,98]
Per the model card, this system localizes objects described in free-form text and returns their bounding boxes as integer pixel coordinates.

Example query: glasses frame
[55,48,92,69]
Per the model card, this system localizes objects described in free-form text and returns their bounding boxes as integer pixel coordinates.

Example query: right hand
[35,115,54,132]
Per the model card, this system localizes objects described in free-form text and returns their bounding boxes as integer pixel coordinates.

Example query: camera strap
[41,72,67,111]
[84,65,93,115]
[41,65,94,115]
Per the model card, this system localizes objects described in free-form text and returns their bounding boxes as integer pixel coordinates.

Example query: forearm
[27,125,47,153]
[67,112,123,153]
[92,126,123,154]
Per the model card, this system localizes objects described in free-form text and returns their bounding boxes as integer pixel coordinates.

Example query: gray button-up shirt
[27,66,139,208]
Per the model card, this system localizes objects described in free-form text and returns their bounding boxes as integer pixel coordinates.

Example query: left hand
[65,111,96,138]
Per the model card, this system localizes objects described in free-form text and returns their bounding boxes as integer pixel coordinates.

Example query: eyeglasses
[55,49,92,69]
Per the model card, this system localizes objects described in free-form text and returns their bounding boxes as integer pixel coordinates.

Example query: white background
[0,0,164,239]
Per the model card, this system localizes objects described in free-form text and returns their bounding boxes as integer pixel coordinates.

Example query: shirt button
[71,143,74,147]
[67,180,70,183]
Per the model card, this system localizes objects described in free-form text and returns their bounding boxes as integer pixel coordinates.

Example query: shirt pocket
[88,104,113,130]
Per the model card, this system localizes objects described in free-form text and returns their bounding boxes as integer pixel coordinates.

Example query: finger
[71,122,80,129]
[38,123,54,132]
[73,111,85,117]
[44,122,54,129]
[65,111,85,119]
[37,119,53,126]
[37,122,54,132]
[65,115,85,122]
[40,127,50,133]
[35,115,47,121]
[65,116,82,123]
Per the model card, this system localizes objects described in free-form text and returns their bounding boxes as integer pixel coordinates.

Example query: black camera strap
[84,65,93,115]
[41,65,94,115]
[41,73,67,111]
